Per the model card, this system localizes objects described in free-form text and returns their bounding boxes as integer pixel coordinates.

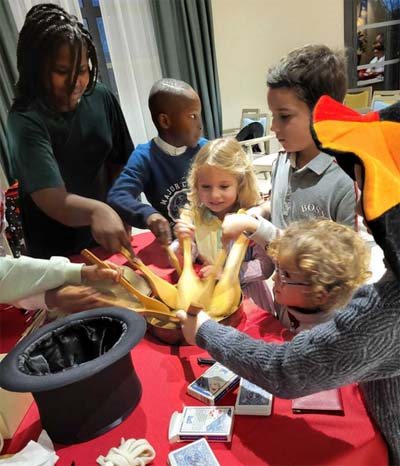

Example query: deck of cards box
[168,406,234,443]
[168,438,220,466]
[292,388,344,414]
[187,362,239,405]
[235,378,273,416]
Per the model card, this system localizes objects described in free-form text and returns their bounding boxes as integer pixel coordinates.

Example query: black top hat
[0,307,146,444]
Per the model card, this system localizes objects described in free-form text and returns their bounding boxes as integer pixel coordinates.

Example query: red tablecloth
[2,233,388,465]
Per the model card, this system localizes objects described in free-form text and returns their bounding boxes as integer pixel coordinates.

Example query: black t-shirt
[7,83,133,258]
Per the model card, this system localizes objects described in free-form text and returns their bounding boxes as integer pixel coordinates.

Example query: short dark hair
[14,3,98,109]
[267,44,347,109]
[148,78,194,124]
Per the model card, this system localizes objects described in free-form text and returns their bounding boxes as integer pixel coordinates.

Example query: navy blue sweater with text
[108,138,207,229]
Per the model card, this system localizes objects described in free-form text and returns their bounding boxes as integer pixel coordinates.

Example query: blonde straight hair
[187,138,260,219]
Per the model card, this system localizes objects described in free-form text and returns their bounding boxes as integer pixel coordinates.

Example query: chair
[222,108,262,139]
[344,86,373,112]
[238,110,270,156]
[240,108,260,127]
[371,90,400,111]
[251,151,279,200]
[238,133,274,158]
[229,109,275,198]
[241,109,268,133]
[252,151,279,178]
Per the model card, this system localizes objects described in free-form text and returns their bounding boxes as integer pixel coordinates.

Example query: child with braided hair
[0,185,121,313]
[7,3,133,261]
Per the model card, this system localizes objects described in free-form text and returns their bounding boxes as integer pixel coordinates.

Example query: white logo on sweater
[300,204,325,216]
[159,181,189,221]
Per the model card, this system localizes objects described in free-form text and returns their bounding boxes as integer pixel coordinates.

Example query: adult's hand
[176,309,210,345]
[146,213,172,246]
[81,261,122,283]
[91,203,133,254]
[45,285,107,313]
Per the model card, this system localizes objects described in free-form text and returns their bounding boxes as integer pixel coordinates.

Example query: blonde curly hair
[268,219,371,311]
[187,138,260,219]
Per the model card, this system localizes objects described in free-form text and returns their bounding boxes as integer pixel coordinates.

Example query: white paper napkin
[0,430,58,466]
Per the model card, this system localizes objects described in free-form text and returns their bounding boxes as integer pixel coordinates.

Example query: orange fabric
[313,96,400,221]
[313,98,379,124]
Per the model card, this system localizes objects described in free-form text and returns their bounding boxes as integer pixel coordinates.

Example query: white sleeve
[0,255,83,304]
[11,292,47,310]
[248,216,279,249]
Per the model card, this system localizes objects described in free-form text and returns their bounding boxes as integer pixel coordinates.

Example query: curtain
[7,0,83,31]
[0,0,18,183]
[344,0,358,88]
[150,0,222,139]
[99,0,162,144]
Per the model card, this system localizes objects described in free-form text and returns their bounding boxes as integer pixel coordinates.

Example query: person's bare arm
[31,186,133,253]
[45,285,106,313]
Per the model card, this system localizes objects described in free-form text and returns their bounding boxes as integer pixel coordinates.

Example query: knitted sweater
[196,272,400,464]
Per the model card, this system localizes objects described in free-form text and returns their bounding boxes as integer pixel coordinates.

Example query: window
[345,0,400,90]
[79,0,119,97]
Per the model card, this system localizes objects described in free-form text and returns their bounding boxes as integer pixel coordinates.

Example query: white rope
[97,438,156,466]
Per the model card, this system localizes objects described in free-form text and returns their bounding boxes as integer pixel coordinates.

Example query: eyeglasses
[274,264,311,287]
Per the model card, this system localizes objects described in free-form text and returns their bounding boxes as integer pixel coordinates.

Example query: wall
[212,0,344,130]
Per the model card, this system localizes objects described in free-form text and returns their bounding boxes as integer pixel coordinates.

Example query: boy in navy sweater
[108,79,207,245]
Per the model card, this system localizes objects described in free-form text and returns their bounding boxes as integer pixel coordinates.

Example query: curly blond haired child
[174,137,274,311]
[267,218,371,333]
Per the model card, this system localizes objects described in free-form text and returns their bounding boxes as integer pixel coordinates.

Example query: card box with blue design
[187,362,239,405]
[235,378,273,416]
[168,438,220,466]
[168,406,234,443]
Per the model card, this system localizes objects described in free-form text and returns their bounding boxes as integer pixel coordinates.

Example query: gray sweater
[197,274,400,464]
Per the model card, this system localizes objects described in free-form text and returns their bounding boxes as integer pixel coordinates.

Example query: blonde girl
[174,138,274,311]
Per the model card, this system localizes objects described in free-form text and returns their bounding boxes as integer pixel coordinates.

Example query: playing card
[168,406,234,443]
[235,378,273,415]
[187,362,239,405]
[168,438,220,466]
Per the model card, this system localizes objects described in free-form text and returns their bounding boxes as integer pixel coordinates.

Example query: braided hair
[14,3,98,110]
